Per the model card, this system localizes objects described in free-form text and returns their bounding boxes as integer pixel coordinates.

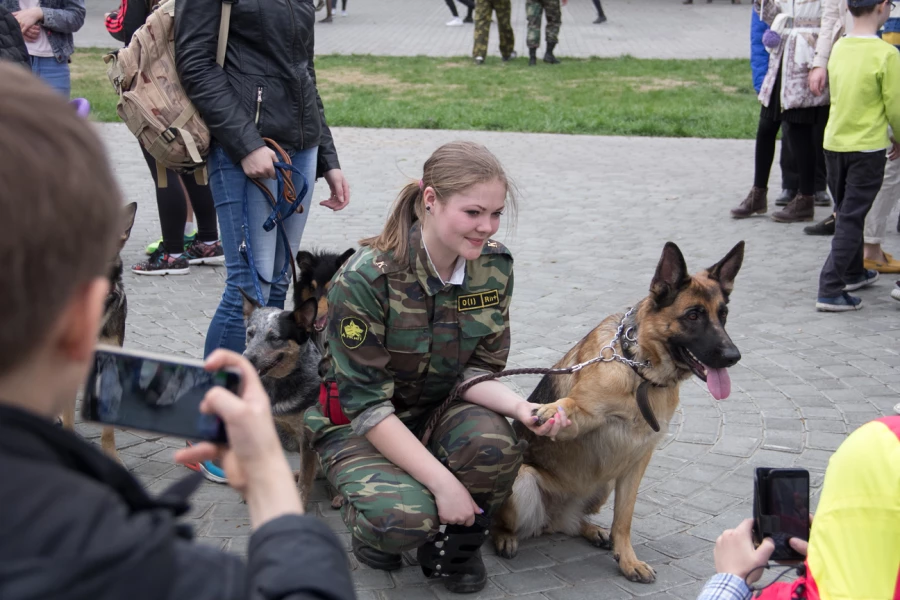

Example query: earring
[425,205,431,213]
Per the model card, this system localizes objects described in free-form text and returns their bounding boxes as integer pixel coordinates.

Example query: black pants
[754,116,819,195]
[818,150,886,298]
[592,0,605,17]
[781,120,827,193]
[445,0,474,17]
[140,147,218,255]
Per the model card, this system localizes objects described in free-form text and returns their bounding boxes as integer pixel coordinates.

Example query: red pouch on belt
[319,381,350,426]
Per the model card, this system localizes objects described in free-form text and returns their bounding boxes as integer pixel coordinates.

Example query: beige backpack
[104,0,232,187]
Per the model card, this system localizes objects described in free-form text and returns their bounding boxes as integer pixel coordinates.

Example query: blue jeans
[30,56,70,98]
[205,143,317,356]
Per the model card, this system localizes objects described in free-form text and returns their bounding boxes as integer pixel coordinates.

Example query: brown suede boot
[771,193,815,223]
[730,186,767,219]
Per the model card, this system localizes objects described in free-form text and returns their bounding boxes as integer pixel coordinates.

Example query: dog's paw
[331,494,345,509]
[580,523,611,549]
[493,533,519,559]
[618,558,656,584]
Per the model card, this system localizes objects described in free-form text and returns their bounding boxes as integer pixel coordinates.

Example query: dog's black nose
[719,345,741,368]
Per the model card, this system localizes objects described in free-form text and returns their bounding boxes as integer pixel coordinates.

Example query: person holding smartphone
[697,416,900,600]
[0,64,354,600]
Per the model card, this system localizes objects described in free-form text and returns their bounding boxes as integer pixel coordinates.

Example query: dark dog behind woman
[304,141,569,594]
[175,0,351,358]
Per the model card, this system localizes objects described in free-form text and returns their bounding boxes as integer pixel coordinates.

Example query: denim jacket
[0,0,84,62]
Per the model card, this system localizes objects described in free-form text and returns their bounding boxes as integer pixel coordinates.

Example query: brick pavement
[76,0,749,60]
[73,123,900,598]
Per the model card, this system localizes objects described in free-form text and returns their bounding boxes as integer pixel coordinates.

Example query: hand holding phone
[83,345,240,443]
[753,468,810,561]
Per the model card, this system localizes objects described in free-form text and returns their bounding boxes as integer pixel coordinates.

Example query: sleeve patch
[340,317,369,349]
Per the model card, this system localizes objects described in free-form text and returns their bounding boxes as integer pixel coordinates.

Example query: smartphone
[82,345,240,443]
[753,468,810,561]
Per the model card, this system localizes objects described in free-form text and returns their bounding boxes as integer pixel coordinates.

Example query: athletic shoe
[132,250,189,276]
[341,9,348,16]
[183,442,228,484]
[146,231,196,255]
[843,269,879,292]
[463,14,474,23]
[502,51,517,62]
[593,14,607,23]
[803,214,835,236]
[891,281,900,302]
[474,56,484,65]
[182,239,225,265]
[446,16,463,26]
[816,292,863,312]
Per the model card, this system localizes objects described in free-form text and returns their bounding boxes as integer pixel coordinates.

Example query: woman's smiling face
[425,179,507,262]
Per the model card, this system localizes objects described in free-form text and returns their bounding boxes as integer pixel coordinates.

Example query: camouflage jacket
[324,222,514,436]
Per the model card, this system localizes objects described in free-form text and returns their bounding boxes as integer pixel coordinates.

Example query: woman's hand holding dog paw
[518,401,574,440]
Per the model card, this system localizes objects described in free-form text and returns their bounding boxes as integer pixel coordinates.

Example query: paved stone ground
[76,0,749,60]
[73,123,900,599]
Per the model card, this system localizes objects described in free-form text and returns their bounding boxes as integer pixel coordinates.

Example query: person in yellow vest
[696,416,900,599]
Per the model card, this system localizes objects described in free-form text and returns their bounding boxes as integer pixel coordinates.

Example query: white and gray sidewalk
[77,0,750,60]
[77,122,900,599]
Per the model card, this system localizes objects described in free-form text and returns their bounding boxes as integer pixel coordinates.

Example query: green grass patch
[73,50,759,139]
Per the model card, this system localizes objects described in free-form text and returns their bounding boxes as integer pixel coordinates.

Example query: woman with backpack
[174,0,350,358]
[105,0,224,277]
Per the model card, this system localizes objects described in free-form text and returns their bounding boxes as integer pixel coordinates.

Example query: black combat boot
[528,47,537,66]
[543,42,560,64]
[418,517,490,594]
[352,536,402,571]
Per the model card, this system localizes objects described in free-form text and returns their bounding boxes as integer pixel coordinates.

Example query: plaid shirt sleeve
[697,573,753,600]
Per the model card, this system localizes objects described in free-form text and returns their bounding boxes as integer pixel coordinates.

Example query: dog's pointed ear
[707,241,745,297]
[239,287,262,323]
[296,250,315,275]
[650,242,690,309]
[293,297,318,331]
[339,248,356,266]
[119,202,138,251]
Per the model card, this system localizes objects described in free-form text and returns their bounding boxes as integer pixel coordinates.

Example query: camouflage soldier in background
[472,0,516,64]
[527,0,567,65]
[304,142,570,594]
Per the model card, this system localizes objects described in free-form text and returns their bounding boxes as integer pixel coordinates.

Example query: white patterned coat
[756,0,831,111]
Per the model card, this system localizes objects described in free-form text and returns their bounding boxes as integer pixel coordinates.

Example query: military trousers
[473,0,515,59]
[526,0,561,49]
[311,402,525,555]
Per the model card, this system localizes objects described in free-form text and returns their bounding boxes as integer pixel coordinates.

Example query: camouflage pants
[526,0,561,48]
[311,402,525,554]
[473,0,515,59]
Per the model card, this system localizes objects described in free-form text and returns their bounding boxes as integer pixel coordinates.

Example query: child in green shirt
[817,0,900,311]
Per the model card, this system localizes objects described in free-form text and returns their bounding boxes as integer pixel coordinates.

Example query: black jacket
[174,0,339,178]
[0,5,29,66]
[0,405,356,600]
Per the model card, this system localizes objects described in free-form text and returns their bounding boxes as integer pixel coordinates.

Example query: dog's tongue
[315,315,327,330]
[706,367,731,401]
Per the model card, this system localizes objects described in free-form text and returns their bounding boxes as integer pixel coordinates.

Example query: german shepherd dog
[491,241,744,584]
[63,202,138,463]
[295,248,355,350]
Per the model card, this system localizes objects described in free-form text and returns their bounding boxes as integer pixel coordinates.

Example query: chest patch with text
[457,290,500,312]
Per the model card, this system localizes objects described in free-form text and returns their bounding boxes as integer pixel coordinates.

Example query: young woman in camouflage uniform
[305,141,570,594]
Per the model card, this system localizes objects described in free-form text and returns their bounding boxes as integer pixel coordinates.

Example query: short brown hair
[0,64,121,375]
[360,141,518,259]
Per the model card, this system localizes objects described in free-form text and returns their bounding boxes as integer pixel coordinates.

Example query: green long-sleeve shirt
[825,36,900,153]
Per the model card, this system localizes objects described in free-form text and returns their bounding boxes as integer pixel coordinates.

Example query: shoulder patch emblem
[457,289,500,312]
[340,317,368,349]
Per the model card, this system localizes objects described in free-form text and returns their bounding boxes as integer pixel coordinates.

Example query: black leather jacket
[175,0,339,178]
